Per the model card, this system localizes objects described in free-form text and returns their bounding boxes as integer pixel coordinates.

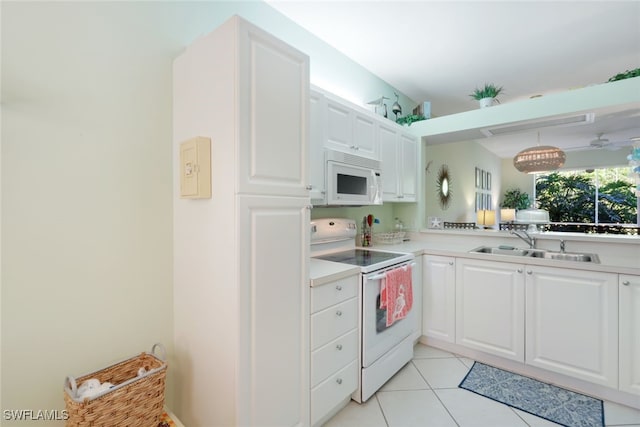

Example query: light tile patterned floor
[323,344,640,427]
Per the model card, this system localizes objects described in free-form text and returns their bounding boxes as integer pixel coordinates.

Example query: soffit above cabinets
[412,77,640,159]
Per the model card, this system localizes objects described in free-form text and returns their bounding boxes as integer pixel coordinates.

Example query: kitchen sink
[528,251,600,263]
[469,246,600,263]
[472,246,531,256]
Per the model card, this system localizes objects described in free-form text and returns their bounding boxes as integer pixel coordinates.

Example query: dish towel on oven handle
[380,264,413,327]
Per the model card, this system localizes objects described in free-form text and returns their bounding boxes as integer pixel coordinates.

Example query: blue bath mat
[459,362,604,427]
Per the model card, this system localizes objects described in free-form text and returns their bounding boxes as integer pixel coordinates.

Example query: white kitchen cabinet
[620,274,640,396]
[309,89,326,204]
[456,258,525,362]
[378,122,418,202]
[173,16,310,427]
[422,255,456,343]
[399,132,418,200]
[310,274,359,427]
[410,255,423,341]
[324,94,378,159]
[525,266,618,388]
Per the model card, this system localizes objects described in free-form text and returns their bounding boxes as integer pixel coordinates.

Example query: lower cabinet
[310,273,359,426]
[455,259,525,362]
[422,255,456,343]
[619,274,640,395]
[425,253,637,403]
[525,266,618,388]
[452,257,621,390]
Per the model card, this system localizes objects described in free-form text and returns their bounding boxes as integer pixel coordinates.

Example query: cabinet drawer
[311,298,358,350]
[311,275,358,313]
[311,360,358,426]
[311,329,358,387]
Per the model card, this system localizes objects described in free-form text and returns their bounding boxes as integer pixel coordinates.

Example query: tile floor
[323,344,640,427]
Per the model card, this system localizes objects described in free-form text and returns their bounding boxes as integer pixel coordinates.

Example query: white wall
[1,1,410,424]
[501,158,536,204]
[423,140,502,227]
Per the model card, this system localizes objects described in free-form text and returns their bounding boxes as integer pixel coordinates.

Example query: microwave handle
[370,171,382,205]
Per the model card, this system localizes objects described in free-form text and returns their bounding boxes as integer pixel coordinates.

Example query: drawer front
[311,360,358,426]
[311,298,358,350]
[311,275,358,313]
[311,329,358,387]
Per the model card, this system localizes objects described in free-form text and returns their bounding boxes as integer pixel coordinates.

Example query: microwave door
[328,161,375,205]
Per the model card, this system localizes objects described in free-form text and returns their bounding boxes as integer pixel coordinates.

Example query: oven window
[376,294,388,333]
[337,173,367,195]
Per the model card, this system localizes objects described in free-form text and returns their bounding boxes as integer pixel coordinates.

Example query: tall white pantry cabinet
[173,16,310,427]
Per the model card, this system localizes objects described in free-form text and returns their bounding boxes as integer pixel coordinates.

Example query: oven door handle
[366,262,416,281]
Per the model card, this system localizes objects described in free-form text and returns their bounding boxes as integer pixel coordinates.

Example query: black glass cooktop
[314,249,405,267]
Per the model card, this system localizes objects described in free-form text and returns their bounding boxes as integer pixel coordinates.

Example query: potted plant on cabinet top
[470,83,503,108]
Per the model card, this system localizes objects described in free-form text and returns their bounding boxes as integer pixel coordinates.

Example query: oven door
[361,262,415,367]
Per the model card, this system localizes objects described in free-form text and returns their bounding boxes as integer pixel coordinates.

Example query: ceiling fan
[565,133,632,152]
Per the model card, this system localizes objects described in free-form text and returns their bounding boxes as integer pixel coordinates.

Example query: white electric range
[310,218,416,403]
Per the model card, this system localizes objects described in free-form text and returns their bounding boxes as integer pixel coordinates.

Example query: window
[535,166,638,226]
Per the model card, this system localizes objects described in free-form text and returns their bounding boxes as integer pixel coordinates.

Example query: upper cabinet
[310,86,420,205]
[309,90,327,203]
[379,123,419,202]
[325,94,378,159]
[236,21,310,197]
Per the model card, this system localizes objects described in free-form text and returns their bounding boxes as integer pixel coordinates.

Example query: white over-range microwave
[325,149,382,206]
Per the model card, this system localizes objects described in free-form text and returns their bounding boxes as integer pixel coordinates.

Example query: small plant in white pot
[470,83,503,108]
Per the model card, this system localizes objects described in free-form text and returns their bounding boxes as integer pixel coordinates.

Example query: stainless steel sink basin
[472,246,530,256]
[469,246,600,263]
[529,251,600,263]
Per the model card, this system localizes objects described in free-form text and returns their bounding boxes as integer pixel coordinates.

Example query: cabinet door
[456,259,525,361]
[399,132,418,202]
[237,195,309,427]
[353,112,377,159]
[378,124,399,201]
[423,255,455,343]
[526,266,618,388]
[325,99,353,153]
[309,90,326,204]
[620,274,640,395]
[237,21,310,197]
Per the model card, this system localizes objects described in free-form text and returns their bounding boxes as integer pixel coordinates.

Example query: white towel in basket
[77,378,113,400]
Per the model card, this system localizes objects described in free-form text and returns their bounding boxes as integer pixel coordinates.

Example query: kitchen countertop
[369,239,640,276]
[310,230,639,281]
[309,258,360,287]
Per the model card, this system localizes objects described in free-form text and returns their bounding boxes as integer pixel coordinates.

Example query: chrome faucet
[510,230,535,248]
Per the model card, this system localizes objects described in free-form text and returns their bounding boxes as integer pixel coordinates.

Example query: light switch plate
[180,136,211,199]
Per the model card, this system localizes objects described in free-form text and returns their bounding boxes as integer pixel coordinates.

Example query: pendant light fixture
[513,132,566,174]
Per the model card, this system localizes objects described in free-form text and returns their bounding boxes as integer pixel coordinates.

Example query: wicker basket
[373,231,406,245]
[64,343,167,427]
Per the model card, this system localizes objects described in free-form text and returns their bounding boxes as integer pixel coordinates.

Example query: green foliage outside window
[536,168,637,224]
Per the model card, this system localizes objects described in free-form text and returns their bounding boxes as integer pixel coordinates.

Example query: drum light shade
[500,208,516,222]
[476,209,495,229]
[513,145,566,173]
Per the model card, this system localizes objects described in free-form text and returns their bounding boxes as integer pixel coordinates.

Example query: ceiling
[266,0,640,158]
